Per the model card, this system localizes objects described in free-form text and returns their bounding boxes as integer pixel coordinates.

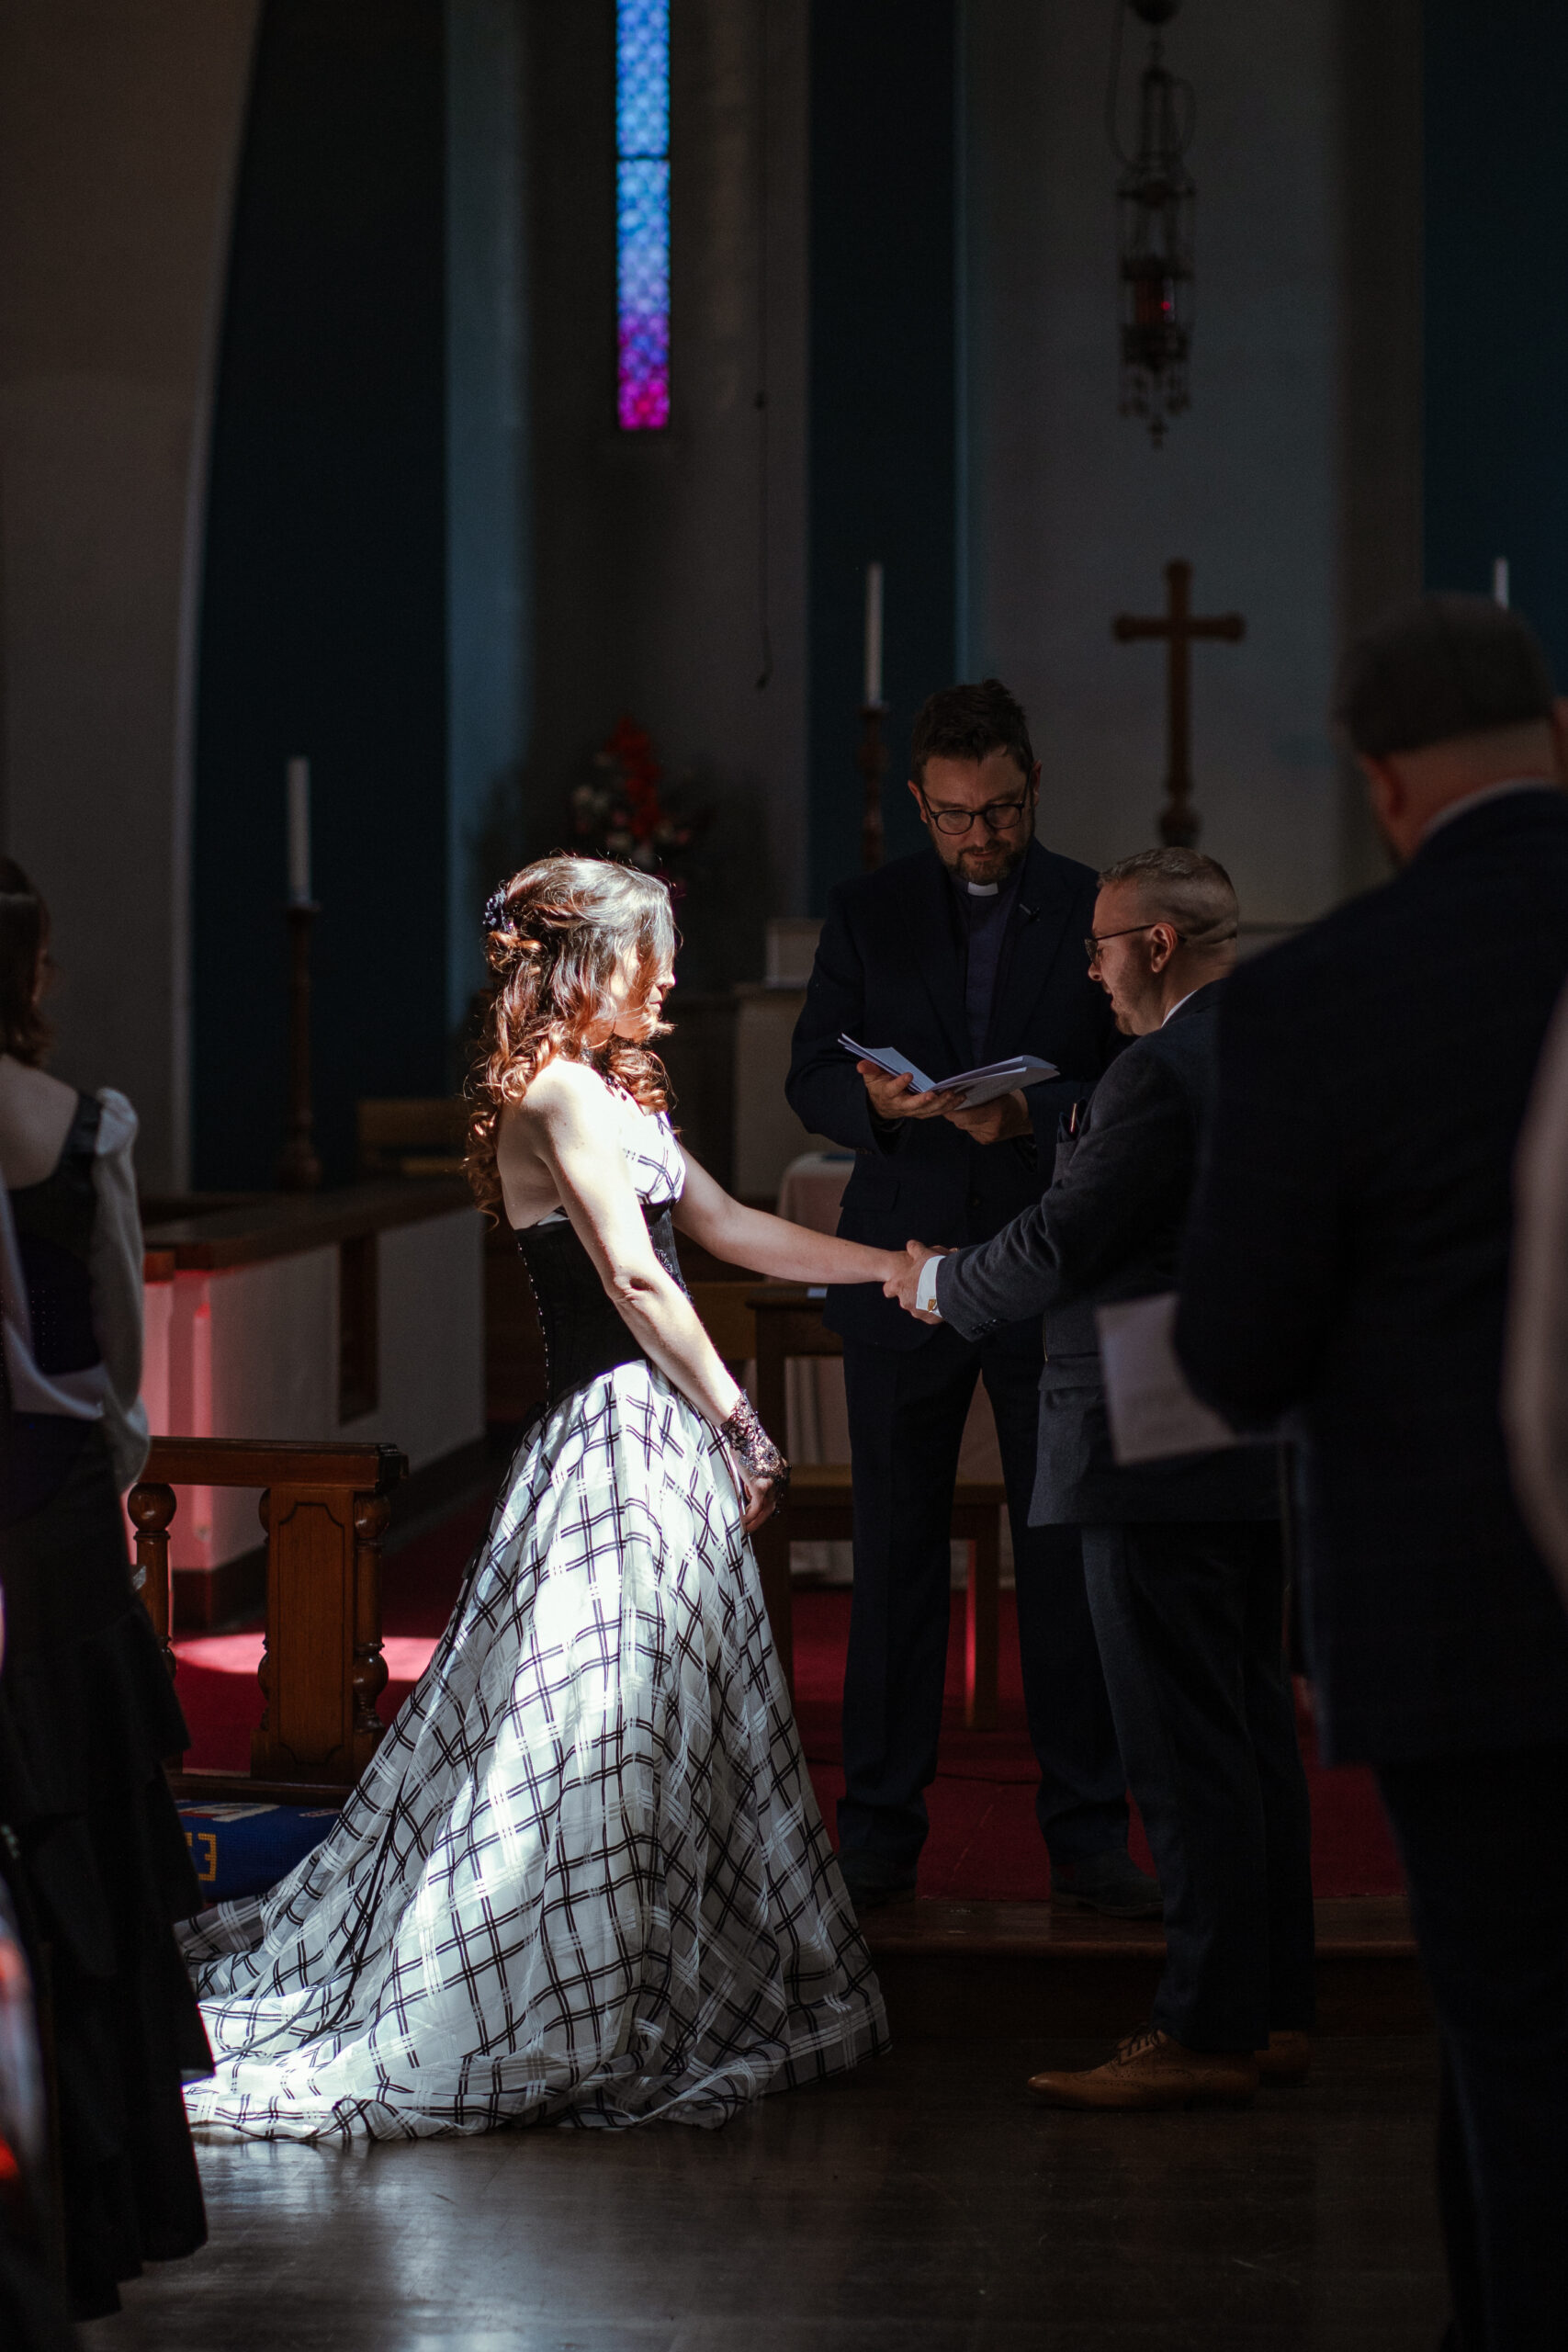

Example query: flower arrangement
[570,716,711,876]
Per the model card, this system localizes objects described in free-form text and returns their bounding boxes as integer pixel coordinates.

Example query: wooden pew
[685,1278,757,1378]
[746,1284,1005,1726]
[130,1436,407,1803]
[355,1096,466,1179]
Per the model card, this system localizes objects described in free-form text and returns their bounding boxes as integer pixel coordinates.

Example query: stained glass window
[616,0,670,430]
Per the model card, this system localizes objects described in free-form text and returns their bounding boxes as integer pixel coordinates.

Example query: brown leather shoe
[1255,2030,1312,2085]
[1027,2026,1258,2110]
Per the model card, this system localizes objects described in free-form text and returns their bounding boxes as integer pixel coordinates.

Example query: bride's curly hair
[466,854,677,1219]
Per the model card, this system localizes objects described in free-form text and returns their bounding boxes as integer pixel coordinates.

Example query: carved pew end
[130,1438,408,1800]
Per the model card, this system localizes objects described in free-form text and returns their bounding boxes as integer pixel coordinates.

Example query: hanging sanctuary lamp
[1109,0,1197,448]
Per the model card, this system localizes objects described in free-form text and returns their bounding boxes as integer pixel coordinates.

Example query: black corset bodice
[9,1092,101,1364]
[514,1199,686,1408]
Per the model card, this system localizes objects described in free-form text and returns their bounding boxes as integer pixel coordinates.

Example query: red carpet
[174,1493,1404,1900]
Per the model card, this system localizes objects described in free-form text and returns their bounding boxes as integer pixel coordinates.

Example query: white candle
[863,561,884,708]
[1493,556,1510,609]
[287,755,311,903]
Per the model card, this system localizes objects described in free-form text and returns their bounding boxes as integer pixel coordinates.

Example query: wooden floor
[87,2034,1448,2351]
[865,1896,1416,1958]
[866,1896,1426,2039]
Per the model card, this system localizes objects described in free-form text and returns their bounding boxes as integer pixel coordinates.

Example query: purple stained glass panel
[616,0,669,431]
[617,161,669,429]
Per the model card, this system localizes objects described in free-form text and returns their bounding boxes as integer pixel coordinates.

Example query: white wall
[143,1209,485,1570]
[961,0,1344,922]
[350,1216,488,1469]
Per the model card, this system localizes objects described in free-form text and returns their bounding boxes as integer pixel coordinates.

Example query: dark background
[1423,0,1568,673]
[807,0,957,910]
[193,0,447,1187]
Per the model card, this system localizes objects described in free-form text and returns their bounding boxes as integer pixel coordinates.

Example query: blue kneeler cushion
[179,1804,341,1906]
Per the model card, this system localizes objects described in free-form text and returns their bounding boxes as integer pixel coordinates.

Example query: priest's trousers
[1079,1519,1316,2050]
[1376,1742,1568,2352]
[837,1318,1126,1881]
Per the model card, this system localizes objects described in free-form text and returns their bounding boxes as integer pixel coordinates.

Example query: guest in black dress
[0,856,210,2319]
[0,1642,77,2351]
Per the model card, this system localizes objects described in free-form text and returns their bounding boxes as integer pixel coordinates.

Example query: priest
[786,677,1146,1915]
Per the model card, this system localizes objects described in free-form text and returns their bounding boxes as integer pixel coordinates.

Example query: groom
[786,677,1151,1914]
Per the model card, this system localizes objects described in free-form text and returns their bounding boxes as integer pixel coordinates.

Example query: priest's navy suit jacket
[1175,786,1568,1767]
[785,837,1121,1352]
[933,980,1279,1527]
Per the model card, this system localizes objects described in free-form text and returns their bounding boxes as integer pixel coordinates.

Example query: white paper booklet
[840,1035,1058,1109]
[1096,1291,1245,1464]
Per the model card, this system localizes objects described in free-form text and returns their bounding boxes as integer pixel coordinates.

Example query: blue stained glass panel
[616,0,669,430]
[616,0,668,156]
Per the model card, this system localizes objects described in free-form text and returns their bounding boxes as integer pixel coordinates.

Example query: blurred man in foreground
[1176,595,1568,2352]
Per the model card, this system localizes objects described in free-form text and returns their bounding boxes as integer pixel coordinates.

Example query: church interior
[1,0,1562,2345]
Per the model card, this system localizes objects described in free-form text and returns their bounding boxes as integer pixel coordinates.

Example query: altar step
[864,1896,1427,2041]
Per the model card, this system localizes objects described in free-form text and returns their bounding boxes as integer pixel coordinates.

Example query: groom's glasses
[919,789,1032,837]
[1084,923,1187,970]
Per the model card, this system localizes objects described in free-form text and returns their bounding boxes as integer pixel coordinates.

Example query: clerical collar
[945,860,1022,909]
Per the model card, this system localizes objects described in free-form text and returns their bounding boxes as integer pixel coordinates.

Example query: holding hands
[885,1238,951,1323]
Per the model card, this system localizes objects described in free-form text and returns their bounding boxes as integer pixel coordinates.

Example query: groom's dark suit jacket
[934,981,1279,1526]
[1175,786,1568,1767]
[786,837,1121,1351]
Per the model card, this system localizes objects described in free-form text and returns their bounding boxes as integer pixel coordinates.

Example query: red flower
[604,716,666,842]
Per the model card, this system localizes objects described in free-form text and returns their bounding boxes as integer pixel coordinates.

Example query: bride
[182,856,906,2141]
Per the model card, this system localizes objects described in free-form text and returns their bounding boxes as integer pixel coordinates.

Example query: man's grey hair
[1097,847,1238,950]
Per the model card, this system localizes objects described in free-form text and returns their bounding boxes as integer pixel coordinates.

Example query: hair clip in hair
[481,887,512,934]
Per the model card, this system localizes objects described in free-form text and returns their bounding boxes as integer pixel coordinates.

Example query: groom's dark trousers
[787,837,1127,1883]
[936,981,1316,2048]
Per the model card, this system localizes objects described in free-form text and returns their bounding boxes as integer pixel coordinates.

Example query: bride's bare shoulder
[495,1060,617,1225]
[503,1057,615,1133]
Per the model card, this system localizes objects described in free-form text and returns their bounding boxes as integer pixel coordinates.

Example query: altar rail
[130,1436,407,1802]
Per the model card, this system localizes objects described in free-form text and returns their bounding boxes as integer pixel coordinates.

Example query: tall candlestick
[856,706,886,872]
[276,903,321,1192]
[863,562,884,709]
[287,755,312,904]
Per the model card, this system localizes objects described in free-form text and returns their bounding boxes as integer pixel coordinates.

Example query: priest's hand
[857,1061,964,1123]
[944,1087,1032,1145]
[885,1239,949,1321]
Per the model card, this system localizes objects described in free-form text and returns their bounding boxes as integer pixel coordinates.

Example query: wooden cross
[1112,559,1245,847]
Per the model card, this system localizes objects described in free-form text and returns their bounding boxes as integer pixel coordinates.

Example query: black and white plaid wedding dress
[181,1097,886,2142]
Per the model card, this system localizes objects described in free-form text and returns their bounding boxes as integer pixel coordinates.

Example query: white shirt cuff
[916,1256,943,1317]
